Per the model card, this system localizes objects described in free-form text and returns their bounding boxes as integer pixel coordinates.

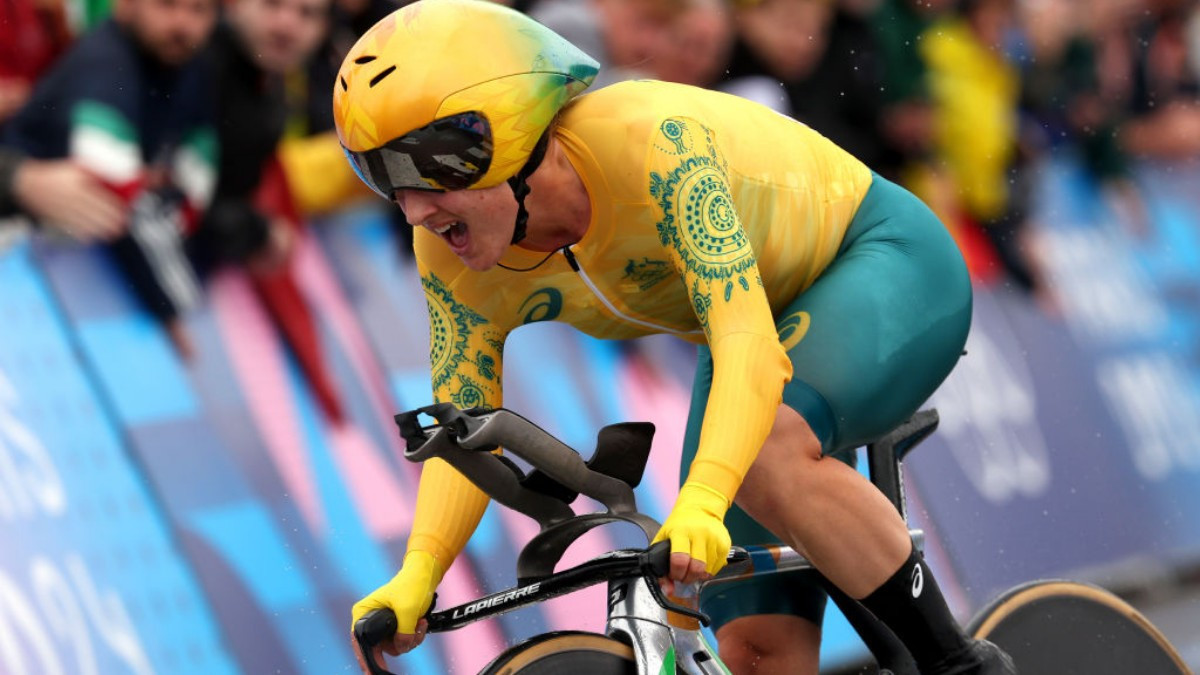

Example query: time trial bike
[354,404,1193,675]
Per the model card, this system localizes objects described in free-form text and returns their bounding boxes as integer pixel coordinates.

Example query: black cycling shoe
[927,639,1017,675]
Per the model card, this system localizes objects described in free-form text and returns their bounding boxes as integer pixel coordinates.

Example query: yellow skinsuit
[407,80,872,569]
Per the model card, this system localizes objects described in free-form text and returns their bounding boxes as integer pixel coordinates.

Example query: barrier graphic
[0,240,234,675]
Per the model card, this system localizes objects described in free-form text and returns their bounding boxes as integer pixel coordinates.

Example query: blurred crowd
[2,0,1200,352]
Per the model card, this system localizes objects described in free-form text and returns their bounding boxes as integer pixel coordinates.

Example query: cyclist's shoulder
[563,80,742,130]
[557,82,758,190]
[561,82,814,169]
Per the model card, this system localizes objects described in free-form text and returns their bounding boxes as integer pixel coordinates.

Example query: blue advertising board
[0,237,236,675]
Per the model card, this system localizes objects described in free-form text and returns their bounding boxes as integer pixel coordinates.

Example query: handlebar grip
[645,540,673,577]
[353,609,399,675]
[643,541,748,578]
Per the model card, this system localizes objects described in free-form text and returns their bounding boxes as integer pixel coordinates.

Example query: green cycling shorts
[681,172,972,630]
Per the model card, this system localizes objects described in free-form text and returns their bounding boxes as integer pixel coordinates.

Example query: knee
[717,615,820,675]
[716,635,763,675]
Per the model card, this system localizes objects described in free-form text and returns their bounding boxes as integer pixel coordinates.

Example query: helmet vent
[339,76,347,91]
[369,65,396,87]
[354,55,377,64]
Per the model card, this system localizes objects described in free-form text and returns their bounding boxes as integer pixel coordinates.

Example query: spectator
[652,0,735,88]
[528,0,681,88]
[301,0,408,258]
[189,0,330,274]
[1190,4,1200,78]
[5,0,220,358]
[869,0,954,180]
[0,0,72,131]
[1018,0,1148,234]
[921,0,1048,298]
[0,148,126,240]
[191,0,348,422]
[721,0,892,172]
[1117,0,1200,160]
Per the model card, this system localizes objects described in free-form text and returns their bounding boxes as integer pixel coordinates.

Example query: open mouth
[433,221,469,254]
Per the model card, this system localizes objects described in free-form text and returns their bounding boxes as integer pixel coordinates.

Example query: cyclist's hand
[351,617,429,675]
[652,483,731,586]
[350,551,443,668]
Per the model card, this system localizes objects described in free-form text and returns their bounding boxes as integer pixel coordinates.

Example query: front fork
[605,576,730,675]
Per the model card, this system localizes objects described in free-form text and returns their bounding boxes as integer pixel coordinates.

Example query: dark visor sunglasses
[344,111,493,197]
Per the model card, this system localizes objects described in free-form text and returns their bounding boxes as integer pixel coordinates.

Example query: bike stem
[606,575,730,675]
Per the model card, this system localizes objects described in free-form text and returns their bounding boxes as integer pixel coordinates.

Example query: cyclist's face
[394,185,517,271]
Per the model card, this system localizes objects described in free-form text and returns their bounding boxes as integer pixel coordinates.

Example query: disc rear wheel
[968,580,1192,674]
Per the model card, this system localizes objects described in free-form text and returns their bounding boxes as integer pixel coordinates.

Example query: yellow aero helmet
[334,0,600,197]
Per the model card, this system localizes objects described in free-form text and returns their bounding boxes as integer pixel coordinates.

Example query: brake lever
[638,541,713,626]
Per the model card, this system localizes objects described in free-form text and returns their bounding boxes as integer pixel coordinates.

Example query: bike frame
[609,541,927,675]
[356,405,941,675]
[602,547,831,674]
[416,548,735,675]
[607,573,717,675]
[411,543,876,675]
[361,405,1193,675]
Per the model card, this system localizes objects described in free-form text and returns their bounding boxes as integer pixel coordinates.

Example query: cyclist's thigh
[681,174,970,625]
[779,172,972,454]
[684,347,837,628]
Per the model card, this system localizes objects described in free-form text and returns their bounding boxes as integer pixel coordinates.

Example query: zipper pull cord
[496,247,558,273]
[495,245,578,273]
[561,246,580,272]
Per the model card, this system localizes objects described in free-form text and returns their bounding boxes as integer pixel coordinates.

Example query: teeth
[432,222,452,234]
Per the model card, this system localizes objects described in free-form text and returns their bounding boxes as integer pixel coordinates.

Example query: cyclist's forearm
[406,457,491,567]
[686,331,791,501]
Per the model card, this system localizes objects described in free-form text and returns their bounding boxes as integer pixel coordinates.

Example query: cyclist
[336,1,1014,673]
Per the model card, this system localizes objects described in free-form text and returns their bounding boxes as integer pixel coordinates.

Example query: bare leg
[734,404,911,599]
[728,405,1017,675]
[716,615,820,675]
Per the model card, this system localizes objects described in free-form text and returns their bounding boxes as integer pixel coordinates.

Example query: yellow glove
[651,483,732,576]
[351,551,445,634]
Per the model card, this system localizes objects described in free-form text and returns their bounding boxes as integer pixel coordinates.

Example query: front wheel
[968,579,1192,674]
[480,631,638,674]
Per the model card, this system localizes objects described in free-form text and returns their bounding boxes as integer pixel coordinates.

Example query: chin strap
[506,131,552,245]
